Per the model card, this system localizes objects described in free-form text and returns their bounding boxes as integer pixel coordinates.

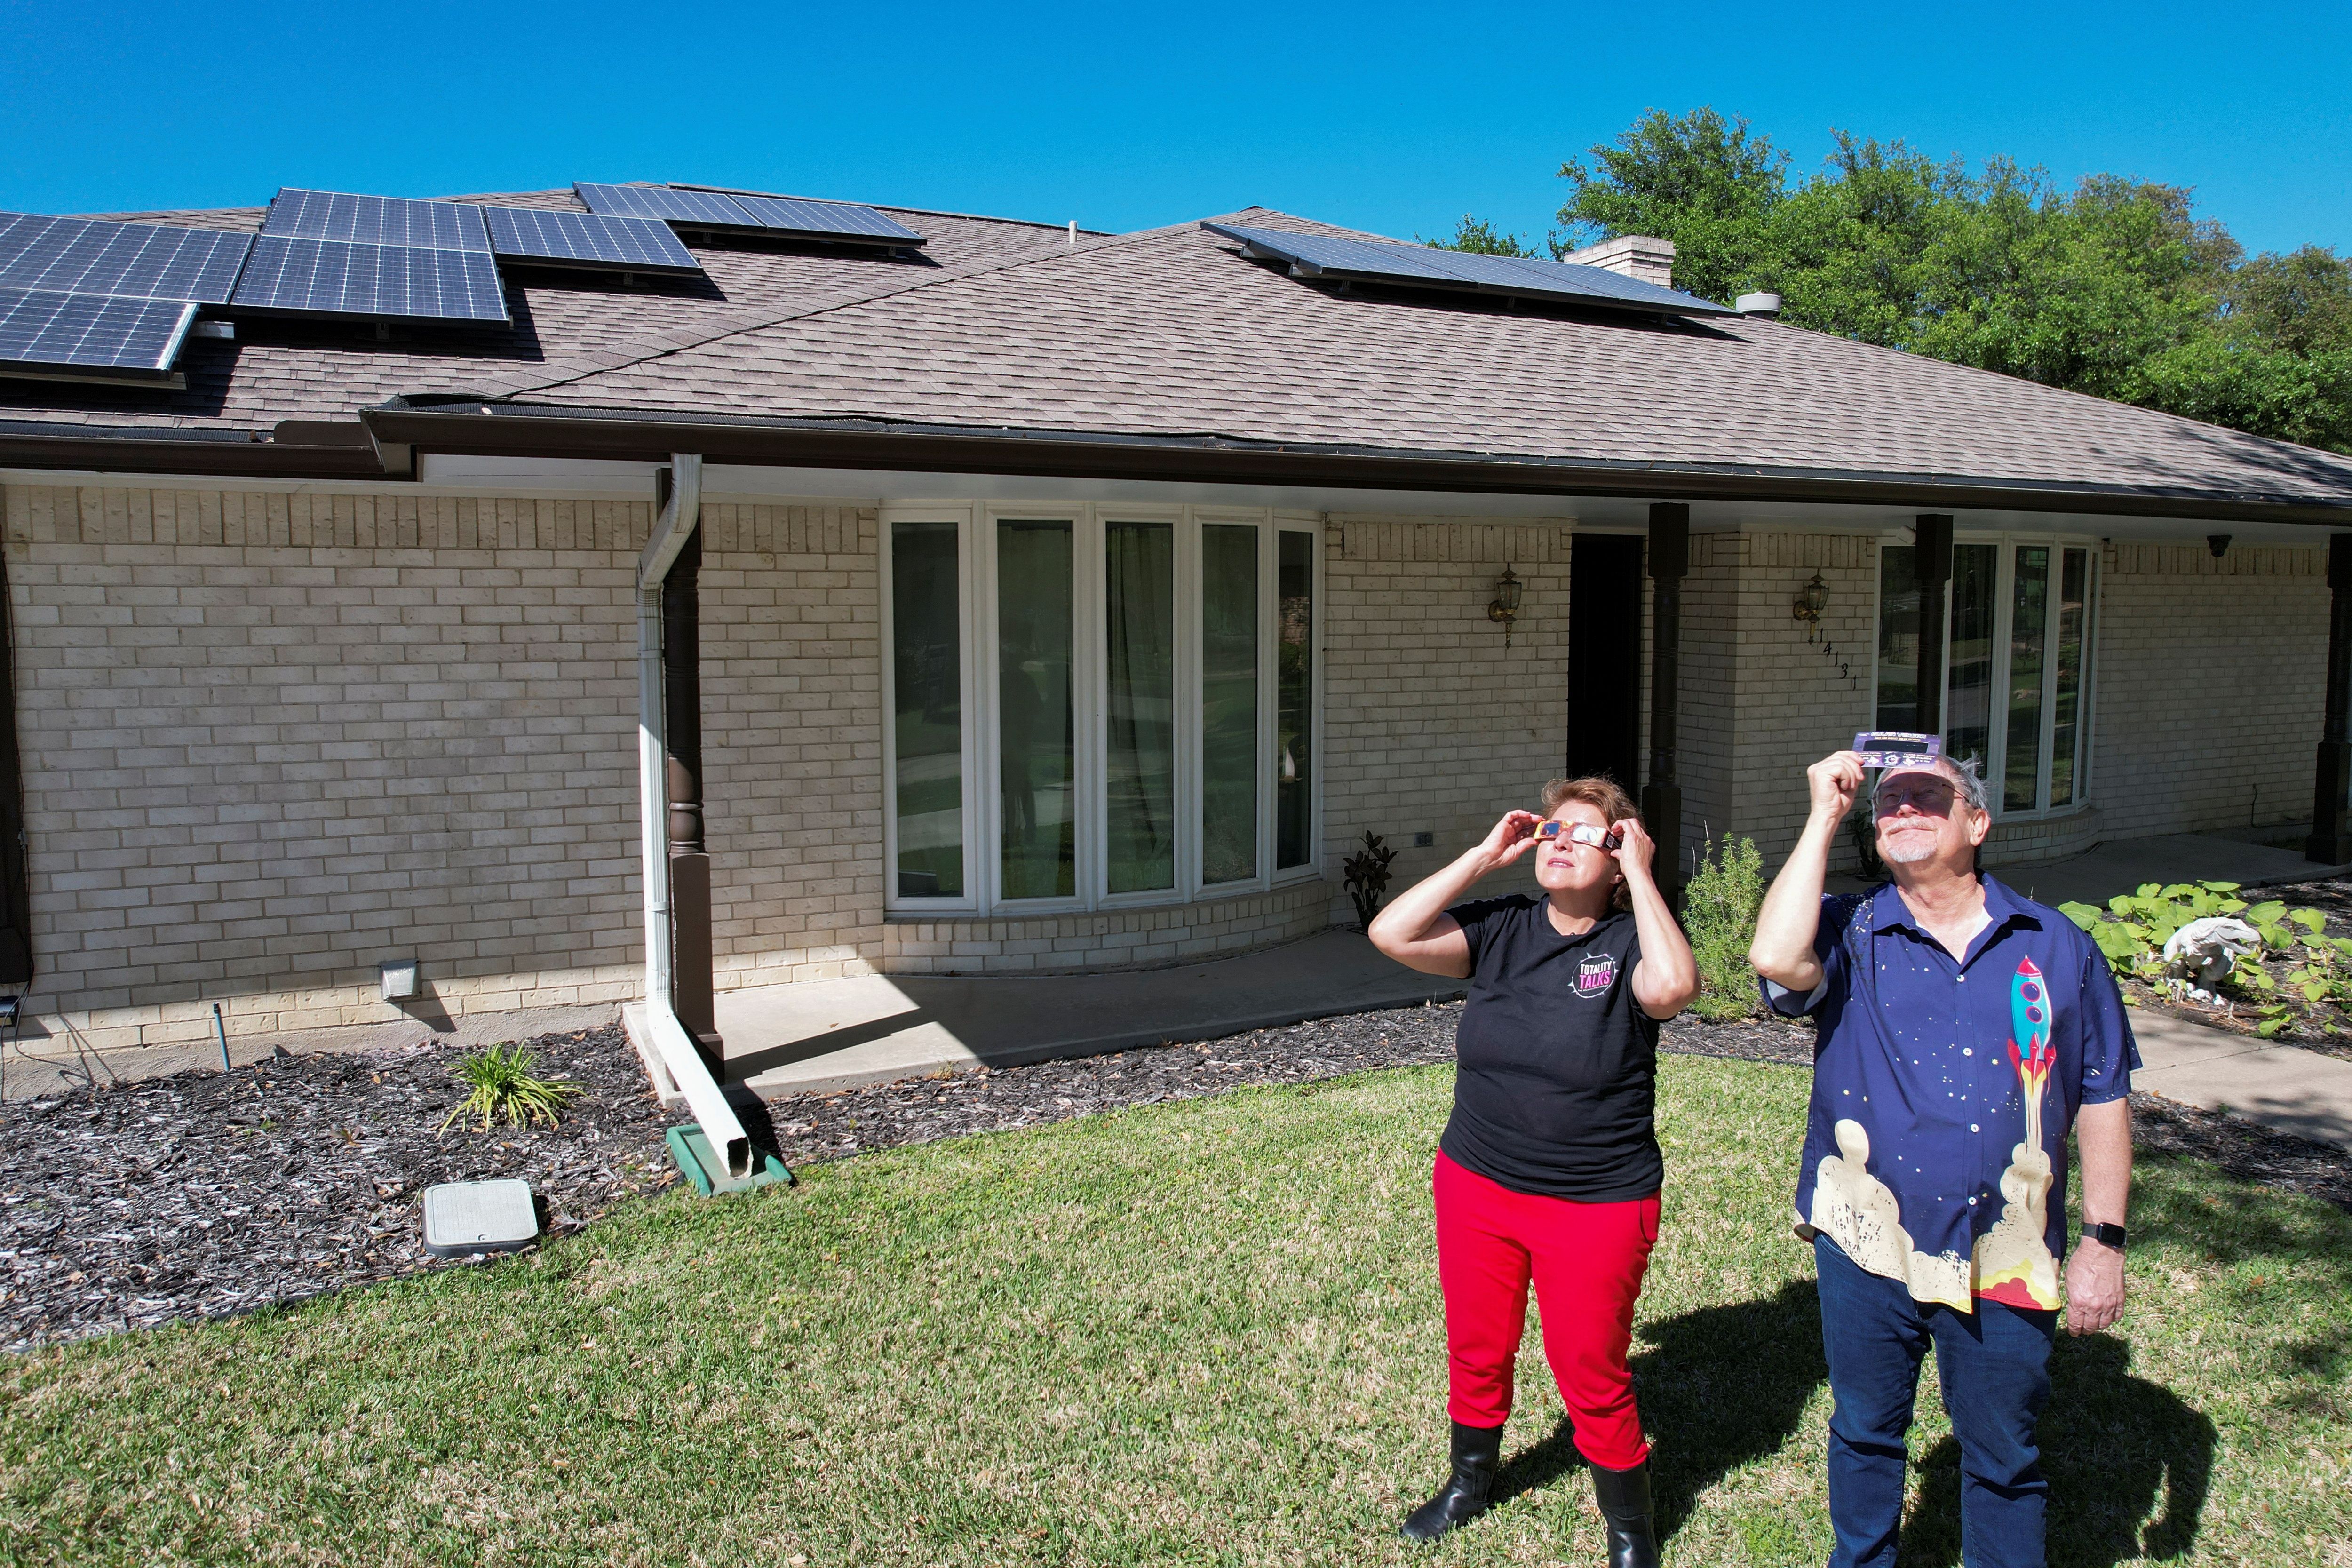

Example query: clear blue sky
[4,0,2345,257]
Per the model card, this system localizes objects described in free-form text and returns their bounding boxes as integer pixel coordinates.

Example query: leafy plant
[1682,835,1766,1020]
[439,1043,580,1134]
[2061,883,2352,1037]
[2058,881,2258,979]
[1342,831,1399,930]
[1844,803,1886,882]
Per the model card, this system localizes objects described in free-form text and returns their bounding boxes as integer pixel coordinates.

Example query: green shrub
[1683,834,1766,1020]
[439,1043,581,1134]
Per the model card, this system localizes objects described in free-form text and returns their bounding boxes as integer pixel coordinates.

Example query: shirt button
[1957,974,1967,983]
[1970,1123,1980,1132]
[1963,1048,1973,1057]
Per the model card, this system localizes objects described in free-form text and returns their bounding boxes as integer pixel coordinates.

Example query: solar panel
[0,212,251,303]
[0,287,197,382]
[481,206,702,273]
[574,183,760,228]
[723,193,924,245]
[1201,223,1736,317]
[228,235,509,323]
[262,189,492,253]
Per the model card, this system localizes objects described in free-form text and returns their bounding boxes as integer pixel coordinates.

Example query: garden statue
[2161,915,2261,999]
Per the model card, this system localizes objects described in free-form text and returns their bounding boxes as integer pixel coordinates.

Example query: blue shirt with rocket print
[1765,876,2139,1312]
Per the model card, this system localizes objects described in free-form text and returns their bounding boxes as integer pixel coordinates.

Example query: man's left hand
[2063,1239,2127,1334]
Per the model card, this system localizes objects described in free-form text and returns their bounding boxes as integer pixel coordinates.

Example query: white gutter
[636,454,751,1178]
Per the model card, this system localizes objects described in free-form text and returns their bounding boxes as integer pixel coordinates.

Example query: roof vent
[1557,234,1676,291]
[1736,291,1783,319]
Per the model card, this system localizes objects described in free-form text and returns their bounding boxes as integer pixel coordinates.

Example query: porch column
[2309,534,2352,863]
[1913,514,1953,735]
[661,525,723,1063]
[1643,502,1688,908]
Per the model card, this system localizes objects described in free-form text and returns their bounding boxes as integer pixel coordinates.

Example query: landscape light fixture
[1793,573,1830,638]
[1487,565,1524,649]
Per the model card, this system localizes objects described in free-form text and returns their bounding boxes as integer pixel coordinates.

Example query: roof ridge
[419,215,1218,403]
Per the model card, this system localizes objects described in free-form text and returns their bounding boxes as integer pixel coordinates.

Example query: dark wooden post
[1913,514,1953,736]
[2309,534,2352,863]
[661,526,723,1063]
[1643,503,1689,908]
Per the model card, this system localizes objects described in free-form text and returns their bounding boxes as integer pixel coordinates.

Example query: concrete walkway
[1991,831,2352,909]
[2129,1008,2352,1149]
[702,929,1463,1098]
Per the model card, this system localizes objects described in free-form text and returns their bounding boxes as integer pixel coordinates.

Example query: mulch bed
[0,1002,2338,1356]
[0,1027,684,1354]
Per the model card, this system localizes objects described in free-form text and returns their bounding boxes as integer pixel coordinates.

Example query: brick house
[5,183,2352,1079]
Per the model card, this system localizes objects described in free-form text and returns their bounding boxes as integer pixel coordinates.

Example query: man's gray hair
[1873,754,1990,815]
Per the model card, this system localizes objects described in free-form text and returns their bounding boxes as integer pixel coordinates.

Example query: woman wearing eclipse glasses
[1369,776,1699,1564]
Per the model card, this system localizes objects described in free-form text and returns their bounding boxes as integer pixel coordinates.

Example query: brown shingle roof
[5,194,2351,513]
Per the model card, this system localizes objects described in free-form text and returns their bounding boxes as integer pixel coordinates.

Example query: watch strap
[2082,1221,2128,1250]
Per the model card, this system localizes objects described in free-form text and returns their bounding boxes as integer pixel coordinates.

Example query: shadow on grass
[1493,1278,1830,1539]
[1898,1334,2214,1567]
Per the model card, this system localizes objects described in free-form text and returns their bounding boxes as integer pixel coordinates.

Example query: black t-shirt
[1438,896,1664,1202]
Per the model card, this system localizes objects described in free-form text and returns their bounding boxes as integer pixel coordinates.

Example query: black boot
[1399,1421,1504,1543]
[1591,1460,1661,1568]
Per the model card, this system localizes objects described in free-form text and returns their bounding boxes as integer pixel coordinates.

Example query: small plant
[1343,831,1399,930]
[1844,803,1886,882]
[1682,834,1766,1020]
[440,1043,581,1134]
[2057,882,2273,980]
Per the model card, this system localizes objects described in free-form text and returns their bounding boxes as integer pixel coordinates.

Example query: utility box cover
[421,1178,538,1258]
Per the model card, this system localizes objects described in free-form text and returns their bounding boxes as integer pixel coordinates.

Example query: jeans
[1814,1236,2057,1568]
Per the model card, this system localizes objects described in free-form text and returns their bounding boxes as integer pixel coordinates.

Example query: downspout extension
[636,454,751,1178]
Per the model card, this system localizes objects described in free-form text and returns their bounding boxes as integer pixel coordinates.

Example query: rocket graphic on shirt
[1971,957,2063,1309]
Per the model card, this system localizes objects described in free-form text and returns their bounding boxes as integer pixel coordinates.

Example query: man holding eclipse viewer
[1748,746,2138,1568]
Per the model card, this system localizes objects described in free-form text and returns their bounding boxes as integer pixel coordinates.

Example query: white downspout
[637,454,750,1178]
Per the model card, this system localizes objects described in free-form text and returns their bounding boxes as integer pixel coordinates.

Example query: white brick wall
[1320,517,1575,907]
[2,483,2327,1050]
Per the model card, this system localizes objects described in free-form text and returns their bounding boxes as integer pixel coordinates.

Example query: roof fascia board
[0,429,391,481]
[358,404,2352,528]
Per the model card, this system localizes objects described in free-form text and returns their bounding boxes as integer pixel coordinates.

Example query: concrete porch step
[702,929,1463,1099]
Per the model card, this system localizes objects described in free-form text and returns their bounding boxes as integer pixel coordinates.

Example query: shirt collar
[1866,873,2038,939]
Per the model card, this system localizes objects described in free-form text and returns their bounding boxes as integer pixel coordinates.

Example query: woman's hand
[1476,809,1545,871]
[1608,817,1655,883]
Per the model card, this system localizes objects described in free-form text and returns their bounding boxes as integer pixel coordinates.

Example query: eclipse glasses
[1852,731,1942,770]
[1532,820,1621,852]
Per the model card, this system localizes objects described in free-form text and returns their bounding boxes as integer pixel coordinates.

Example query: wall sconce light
[1487,565,1523,649]
[2209,533,2232,559]
[1792,572,1829,639]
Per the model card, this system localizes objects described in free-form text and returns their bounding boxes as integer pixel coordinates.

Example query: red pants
[1433,1149,1660,1470]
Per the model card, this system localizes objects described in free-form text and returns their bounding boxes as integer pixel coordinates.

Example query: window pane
[1875,545,1920,732]
[2050,548,2088,808]
[891,521,962,899]
[1276,531,1315,870]
[1945,543,1998,778]
[2005,546,2050,812]
[1201,524,1259,884]
[998,520,1075,899]
[1105,521,1176,893]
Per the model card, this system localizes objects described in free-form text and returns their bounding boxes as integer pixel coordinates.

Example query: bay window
[1873,536,2097,818]
[884,505,1322,914]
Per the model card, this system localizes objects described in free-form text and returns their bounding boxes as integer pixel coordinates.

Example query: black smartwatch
[2082,1221,2129,1250]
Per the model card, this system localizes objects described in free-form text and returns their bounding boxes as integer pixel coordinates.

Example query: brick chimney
[1559,235,1677,291]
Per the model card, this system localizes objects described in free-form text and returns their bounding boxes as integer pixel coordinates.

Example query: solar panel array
[1201,223,1735,318]
[482,206,700,273]
[0,287,196,381]
[230,234,510,323]
[262,189,493,252]
[0,177,926,384]
[725,193,924,243]
[0,213,251,303]
[574,183,763,228]
[576,183,925,246]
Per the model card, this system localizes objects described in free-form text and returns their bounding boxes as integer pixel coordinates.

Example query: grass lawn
[3,1054,2346,1566]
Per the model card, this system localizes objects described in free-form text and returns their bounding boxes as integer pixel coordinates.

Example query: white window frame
[882,502,1326,916]
[1868,530,2101,822]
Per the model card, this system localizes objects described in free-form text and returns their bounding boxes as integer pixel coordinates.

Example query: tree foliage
[1445,107,2352,454]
